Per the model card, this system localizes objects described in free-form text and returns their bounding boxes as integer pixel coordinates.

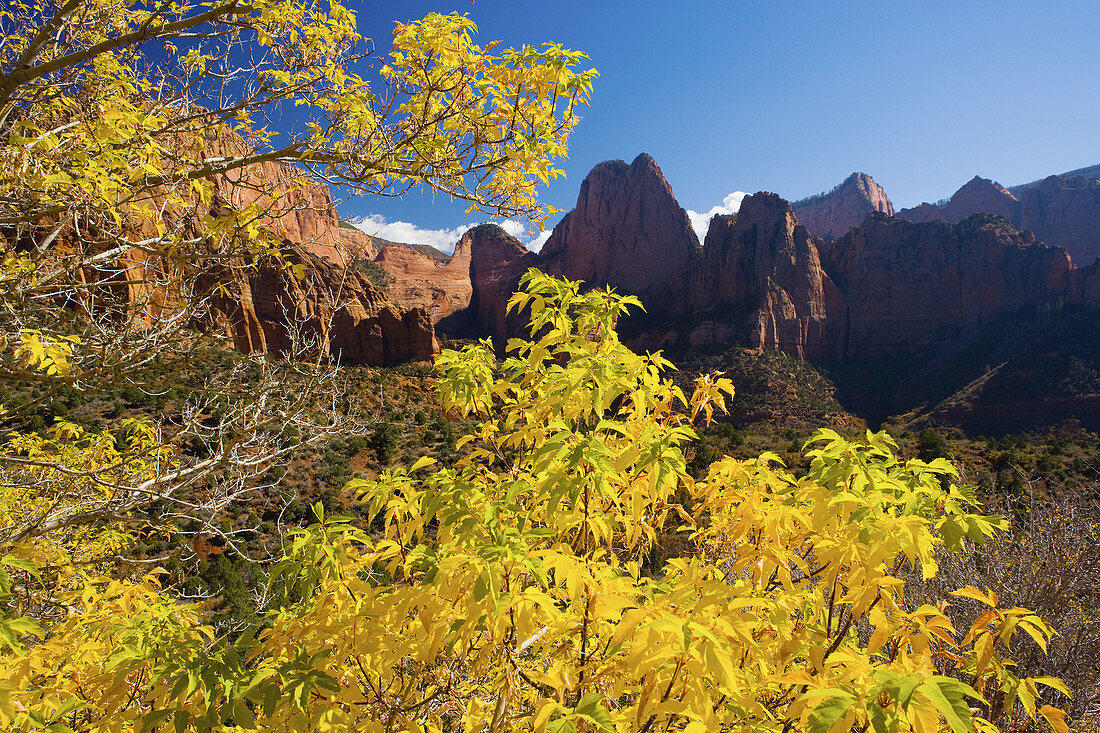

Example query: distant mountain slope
[791,172,895,240]
[897,309,1100,435]
[1009,163,1100,194]
[898,168,1100,266]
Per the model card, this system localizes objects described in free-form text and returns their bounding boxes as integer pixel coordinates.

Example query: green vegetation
[351,256,396,290]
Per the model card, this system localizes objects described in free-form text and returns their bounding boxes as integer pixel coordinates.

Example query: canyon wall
[899,172,1100,266]
[538,153,701,321]
[690,193,843,359]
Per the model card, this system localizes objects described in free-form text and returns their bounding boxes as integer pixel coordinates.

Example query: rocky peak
[690,192,843,359]
[451,224,534,342]
[538,153,700,321]
[943,175,1021,226]
[453,223,531,264]
[791,172,896,240]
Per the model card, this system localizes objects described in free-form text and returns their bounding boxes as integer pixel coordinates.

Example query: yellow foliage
[0,272,1072,731]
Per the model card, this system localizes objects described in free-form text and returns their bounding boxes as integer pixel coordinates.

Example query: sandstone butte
[85,124,439,366]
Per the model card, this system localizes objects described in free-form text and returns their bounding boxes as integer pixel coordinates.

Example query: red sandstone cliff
[538,153,700,321]
[211,246,437,365]
[818,213,1072,361]
[373,244,472,323]
[198,128,366,266]
[945,176,1021,225]
[190,127,439,364]
[791,172,895,240]
[690,193,843,359]
[452,224,534,342]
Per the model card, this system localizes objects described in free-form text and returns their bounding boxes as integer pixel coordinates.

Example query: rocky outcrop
[370,224,534,342]
[337,228,381,261]
[538,153,700,321]
[211,246,438,365]
[689,193,844,359]
[900,171,1100,266]
[1009,163,1100,195]
[452,224,534,342]
[199,126,361,265]
[819,213,1072,361]
[791,172,896,240]
[373,244,472,323]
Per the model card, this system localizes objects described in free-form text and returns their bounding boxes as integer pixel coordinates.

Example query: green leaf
[806,691,856,733]
[917,676,981,733]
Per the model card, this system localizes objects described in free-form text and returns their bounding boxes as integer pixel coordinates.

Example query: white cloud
[353,215,552,255]
[352,215,472,255]
[686,192,749,243]
[528,229,553,253]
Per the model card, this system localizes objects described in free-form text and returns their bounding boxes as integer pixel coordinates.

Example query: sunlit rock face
[538,153,701,323]
[792,172,896,241]
[690,193,844,360]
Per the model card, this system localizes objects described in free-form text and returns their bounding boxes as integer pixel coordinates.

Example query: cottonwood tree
[0,0,594,695]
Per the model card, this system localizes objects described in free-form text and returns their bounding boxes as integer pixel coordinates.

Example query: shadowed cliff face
[690,193,843,360]
[791,172,896,241]
[818,213,1072,361]
[407,155,1089,370]
[538,153,701,323]
[899,172,1100,266]
[458,225,535,343]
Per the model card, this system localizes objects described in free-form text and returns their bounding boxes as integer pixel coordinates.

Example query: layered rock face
[190,127,439,365]
[200,128,363,266]
[373,244,473,323]
[899,172,1100,266]
[690,193,843,359]
[538,153,700,320]
[336,228,381,261]
[211,247,437,366]
[819,213,1072,361]
[791,172,896,240]
[370,224,534,342]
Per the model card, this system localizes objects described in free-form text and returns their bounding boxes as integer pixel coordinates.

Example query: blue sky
[339,1,1100,252]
